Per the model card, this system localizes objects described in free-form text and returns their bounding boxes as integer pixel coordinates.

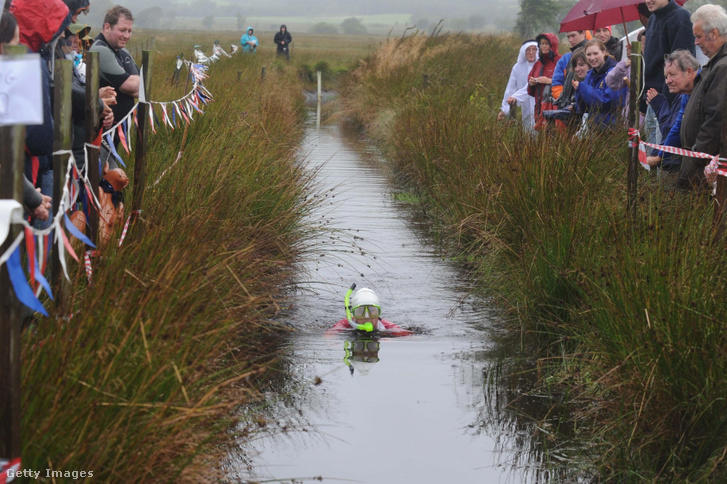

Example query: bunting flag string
[102,101,140,139]
[0,48,222,317]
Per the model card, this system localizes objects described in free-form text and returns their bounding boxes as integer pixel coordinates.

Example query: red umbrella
[559,0,687,33]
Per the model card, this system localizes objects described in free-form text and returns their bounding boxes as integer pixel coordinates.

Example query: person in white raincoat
[497,40,538,131]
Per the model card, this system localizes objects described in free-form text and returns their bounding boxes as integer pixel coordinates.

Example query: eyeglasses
[352,305,380,319]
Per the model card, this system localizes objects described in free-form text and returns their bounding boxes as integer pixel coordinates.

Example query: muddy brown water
[225,113,554,483]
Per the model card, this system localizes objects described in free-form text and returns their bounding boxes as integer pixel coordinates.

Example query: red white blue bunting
[1,55,217,316]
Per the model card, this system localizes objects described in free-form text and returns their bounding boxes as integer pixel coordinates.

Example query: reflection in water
[343,335,381,375]
[224,115,578,483]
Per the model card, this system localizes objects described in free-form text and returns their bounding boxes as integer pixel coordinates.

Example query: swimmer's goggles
[352,305,381,319]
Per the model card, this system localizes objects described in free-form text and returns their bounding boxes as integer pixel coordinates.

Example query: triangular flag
[93,127,103,146]
[59,225,79,263]
[148,105,156,134]
[138,66,146,103]
[104,134,126,168]
[24,226,35,288]
[7,246,48,316]
[125,114,133,152]
[160,103,173,129]
[64,213,96,248]
[117,122,129,154]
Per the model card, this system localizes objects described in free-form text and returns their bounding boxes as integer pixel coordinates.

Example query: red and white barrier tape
[84,250,97,283]
[0,458,21,484]
[628,129,726,176]
[118,210,142,248]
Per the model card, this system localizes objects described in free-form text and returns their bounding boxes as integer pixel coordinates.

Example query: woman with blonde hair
[573,38,627,129]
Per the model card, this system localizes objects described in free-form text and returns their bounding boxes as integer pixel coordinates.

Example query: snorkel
[345,283,374,332]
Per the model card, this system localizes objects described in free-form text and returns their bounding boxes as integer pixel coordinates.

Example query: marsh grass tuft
[21,34,312,481]
[343,32,727,480]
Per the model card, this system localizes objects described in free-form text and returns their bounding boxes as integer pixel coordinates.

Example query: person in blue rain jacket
[573,39,627,130]
[240,26,258,53]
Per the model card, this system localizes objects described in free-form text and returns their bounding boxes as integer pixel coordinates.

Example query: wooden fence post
[132,50,152,213]
[316,70,322,129]
[51,59,73,308]
[0,44,28,464]
[626,41,642,219]
[85,51,100,245]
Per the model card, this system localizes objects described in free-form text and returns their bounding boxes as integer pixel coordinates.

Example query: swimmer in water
[328,284,412,336]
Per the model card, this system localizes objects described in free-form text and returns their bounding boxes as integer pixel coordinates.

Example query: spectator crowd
[1,0,139,234]
[1,2,296,235]
[499,1,727,191]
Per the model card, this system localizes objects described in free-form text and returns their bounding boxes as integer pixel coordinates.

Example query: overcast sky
[84,0,521,33]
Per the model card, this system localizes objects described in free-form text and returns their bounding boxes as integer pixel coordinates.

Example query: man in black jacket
[677,4,727,190]
[642,0,695,148]
[274,24,292,60]
[643,0,695,107]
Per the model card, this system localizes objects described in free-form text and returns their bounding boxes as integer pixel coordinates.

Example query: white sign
[0,53,43,127]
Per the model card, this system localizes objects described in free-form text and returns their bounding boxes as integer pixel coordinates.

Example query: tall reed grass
[342,32,727,480]
[21,36,309,481]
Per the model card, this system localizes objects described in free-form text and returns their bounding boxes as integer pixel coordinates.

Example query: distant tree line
[309,18,368,35]
[515,0,577,39]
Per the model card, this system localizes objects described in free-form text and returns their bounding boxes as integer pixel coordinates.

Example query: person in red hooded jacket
[527,32,561,131]
[10,0,71,228]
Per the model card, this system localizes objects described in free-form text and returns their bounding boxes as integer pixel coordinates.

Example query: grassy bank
[341,33,727,480]
[21,38,308,481]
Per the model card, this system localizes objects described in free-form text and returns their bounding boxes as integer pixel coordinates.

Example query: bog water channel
[226,108,557,483]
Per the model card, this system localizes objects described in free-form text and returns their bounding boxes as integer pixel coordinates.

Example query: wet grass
[341,32,727,480]
[21,35,310,480]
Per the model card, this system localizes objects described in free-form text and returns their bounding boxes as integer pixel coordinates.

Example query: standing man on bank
[677,4,727,190]
[642,0,694,145]
[274,24,292,60]
[90,5,139,131]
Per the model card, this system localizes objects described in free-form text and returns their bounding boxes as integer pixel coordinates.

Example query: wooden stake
[52,59,73,309]
[626,41,642,219]
[0,44,27,462]
[132,50,152,214]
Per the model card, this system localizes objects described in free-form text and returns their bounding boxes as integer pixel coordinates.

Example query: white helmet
[350,287,380,310]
